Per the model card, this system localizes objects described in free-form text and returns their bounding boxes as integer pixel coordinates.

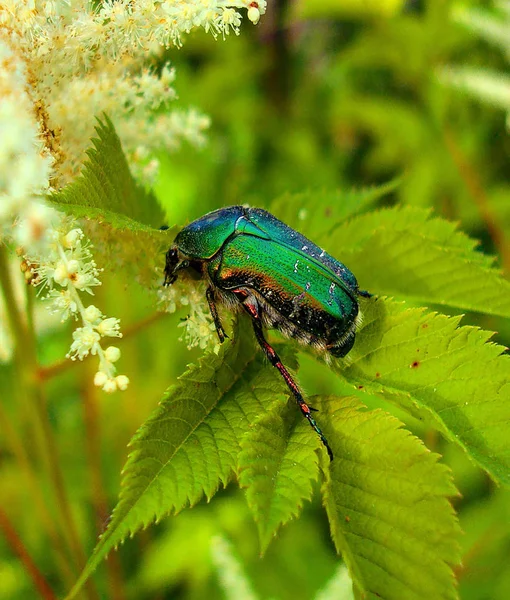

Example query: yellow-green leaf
[238,400,320,553]
[317,396,461,600]
[338,297,510,485]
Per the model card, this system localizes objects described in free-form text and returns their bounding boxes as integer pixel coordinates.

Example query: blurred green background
[2,1,510,598]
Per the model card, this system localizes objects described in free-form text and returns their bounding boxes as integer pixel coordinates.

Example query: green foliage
[318,395,460,600]
[49,116,167,234]
[270,179,400,240]
[67,318,297,597]
[293,0,404,20]
[65,129,510,600]
[238,401,320,553]
[4,4,510,600]
[336,298,510,486]
[326,206,510,317]
[211,535,259,600]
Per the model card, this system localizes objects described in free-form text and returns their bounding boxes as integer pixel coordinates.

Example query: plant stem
[0,246,98,599]
[443,126,510,271]
[0,506,58,600]
[81,363,127,600]
[0,400,76,588]
[25,288,101,600]
[39,310,167,381]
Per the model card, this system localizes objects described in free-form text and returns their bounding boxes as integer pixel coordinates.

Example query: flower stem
[81,362,127,600]
[0,506,58,600]
[443,125,510,271]
[0,246,98,599]
[0,400,76,588]
[39,310,167,381]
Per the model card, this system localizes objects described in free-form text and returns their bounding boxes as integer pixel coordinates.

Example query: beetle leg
[358,289,372,298]
[246,305,333,461]
[206,286,228,343]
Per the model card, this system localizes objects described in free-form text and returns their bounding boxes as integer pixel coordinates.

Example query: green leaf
[238,400,320,553]
[269,179,400,241]
[66,318,294,599]
[316,395,461,600]
[49,115,166,233]
[338,297,510,486]
[324,205,510,317]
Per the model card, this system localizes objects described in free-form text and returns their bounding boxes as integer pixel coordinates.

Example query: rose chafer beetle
[164,206,370,459]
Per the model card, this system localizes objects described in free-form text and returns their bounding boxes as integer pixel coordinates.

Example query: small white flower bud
[83,304,102,323]
[247,6,260,24]
[104,346,121,362]
[102,378,118,393]
[53,262,69,285]
[62,229,83,248]
[94,371,108,387]
[66,259,79,274]
[115,375,130,391]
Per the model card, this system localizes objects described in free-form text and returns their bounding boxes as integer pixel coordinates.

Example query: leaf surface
[338,297,510,485]
[238,400,320,553]
[317,395,461,600]
[325,206,510,317]
[270,179,399,240]
[49,116,167,233]
[66,319,293,598]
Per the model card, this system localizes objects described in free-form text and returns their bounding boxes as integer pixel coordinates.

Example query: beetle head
[164,246,188,286]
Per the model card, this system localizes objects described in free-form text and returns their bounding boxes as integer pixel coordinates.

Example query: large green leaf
[49,116,167,233]
[269,179,399,241]
[324,205,510,317]
[66,320,294,599]
[317,395,461,600]
[337,297,510,485]
[238,400,320,553]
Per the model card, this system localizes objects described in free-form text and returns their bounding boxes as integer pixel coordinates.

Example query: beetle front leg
[240,299,333,461]
[206,286,228,343]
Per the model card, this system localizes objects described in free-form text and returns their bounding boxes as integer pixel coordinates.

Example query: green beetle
[164,206,370,459]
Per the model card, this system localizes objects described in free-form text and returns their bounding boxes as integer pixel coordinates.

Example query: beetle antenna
[250,315,334,460]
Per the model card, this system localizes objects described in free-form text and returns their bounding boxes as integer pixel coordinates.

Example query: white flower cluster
[0,38,54,240]
[158,282,219,352]
[32,226,129,392]
[440,1,510,130]
[0,0,266,184]
[0,0,266,381]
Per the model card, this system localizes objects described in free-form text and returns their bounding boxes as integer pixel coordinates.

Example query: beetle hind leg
[242,299,333,460]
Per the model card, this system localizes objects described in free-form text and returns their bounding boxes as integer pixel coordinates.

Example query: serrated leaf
[66,319,294,599]
[324,205,510,317]
[269,179,399,240]
[238,399,320,553]
[49,116,166,233]
[316,395,461,600]
[338,297,510,485]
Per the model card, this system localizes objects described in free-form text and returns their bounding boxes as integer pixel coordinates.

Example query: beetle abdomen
[210,234,358,351]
